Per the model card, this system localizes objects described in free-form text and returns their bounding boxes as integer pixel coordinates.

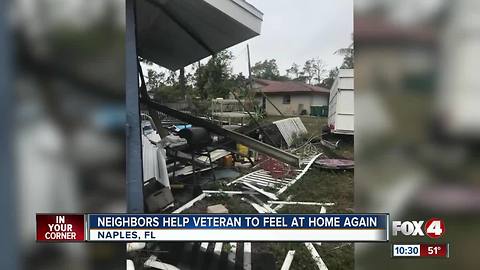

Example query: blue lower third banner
[87,214,389,242]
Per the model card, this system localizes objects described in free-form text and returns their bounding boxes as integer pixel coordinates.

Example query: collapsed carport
[126,0,292,213]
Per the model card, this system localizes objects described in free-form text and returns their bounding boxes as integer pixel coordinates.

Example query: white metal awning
[136,0,263,70]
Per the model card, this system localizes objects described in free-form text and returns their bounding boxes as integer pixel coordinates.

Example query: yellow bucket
[236,144,249,156]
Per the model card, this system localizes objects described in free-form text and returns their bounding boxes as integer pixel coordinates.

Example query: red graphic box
[36,214,85,242]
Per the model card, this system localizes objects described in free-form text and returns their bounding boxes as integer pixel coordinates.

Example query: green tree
[301,58,327,85]
[145,69,165,91]
[335,41,354,69]
[232,73,249,95]
[165,70,178,86]
[251,59,280,80]
[194,50,234,99]
[148,70,185,102]
[302,59,315,84]
[319,68,339,89]
[311,58,328,85]
[286,63,300,79]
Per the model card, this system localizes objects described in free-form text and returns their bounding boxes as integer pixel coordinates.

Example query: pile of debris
[135,109,353,269]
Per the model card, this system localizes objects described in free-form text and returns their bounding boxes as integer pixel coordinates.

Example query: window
[283,95,291,104]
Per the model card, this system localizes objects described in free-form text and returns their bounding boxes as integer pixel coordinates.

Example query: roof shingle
[254,79,329,94]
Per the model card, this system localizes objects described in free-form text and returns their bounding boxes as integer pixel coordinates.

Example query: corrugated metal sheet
[142,135,170,188]
[273,117,308,147]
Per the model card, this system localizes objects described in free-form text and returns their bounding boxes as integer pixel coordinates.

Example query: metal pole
[126,0,144,213]
[142,98,300,167]
[247,44,252,83]
[261,89,285,117]
[231,90,275,145]
[179,67,186,95]
[137,60,169,137]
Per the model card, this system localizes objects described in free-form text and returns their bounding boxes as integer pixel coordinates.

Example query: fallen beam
[242,182,279,200]
[240,179,275,188]
[277,154,322,195]
[228,242,237,264]
[244,242,252,270]
[231,90,275,145]
[214,242,223,255]
[272,195,293,212]
[267,201,335,206]
[304,243,328,270]
[280,250,296,270]
[200,242,209,251]
[258,89,284,117]
[127,242,146,252]
[144,255,180,270]
[172,193,207,213]
[294,154,322,180]
[127,259,135,270]
[142,99,300,166]
[202,190,258,195]
[241,197,267,213]
[315,206,327,246]
[250,194,277,213]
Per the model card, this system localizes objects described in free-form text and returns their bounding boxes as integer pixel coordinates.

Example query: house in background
[254,79,330,116]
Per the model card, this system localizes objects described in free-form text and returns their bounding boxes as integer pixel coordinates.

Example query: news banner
[36,214,449,258]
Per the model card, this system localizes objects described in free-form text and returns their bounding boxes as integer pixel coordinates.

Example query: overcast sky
[228,0,353,76]
[143,0,353,79]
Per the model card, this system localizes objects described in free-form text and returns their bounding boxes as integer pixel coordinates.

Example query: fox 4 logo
[392,218,445,238]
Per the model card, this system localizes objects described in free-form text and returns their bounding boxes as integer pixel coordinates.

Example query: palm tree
[335,39,354,69]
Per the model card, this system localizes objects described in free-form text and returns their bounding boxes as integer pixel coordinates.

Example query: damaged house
[125,0,353,269]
